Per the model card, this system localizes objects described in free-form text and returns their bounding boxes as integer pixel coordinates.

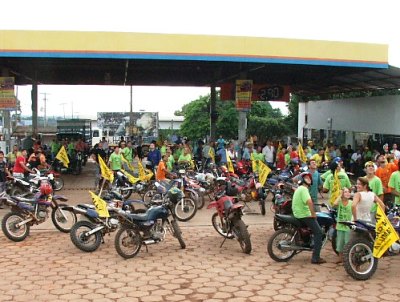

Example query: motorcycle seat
[11,196,37,204]
[275,214,304,228]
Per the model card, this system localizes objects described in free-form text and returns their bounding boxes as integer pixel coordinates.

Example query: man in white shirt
[262,140,275,168]
[391,143,400,160]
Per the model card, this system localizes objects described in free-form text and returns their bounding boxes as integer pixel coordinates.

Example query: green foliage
[179,95,210,139]
[216,101,238,139]
[248,116,289,142]
[285,94,300,133]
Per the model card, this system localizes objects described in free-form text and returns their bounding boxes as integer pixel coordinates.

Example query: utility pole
[59,102,66,119]
[40,92,50,127]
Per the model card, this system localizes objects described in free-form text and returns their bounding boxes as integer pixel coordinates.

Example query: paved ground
[1,163,400,301]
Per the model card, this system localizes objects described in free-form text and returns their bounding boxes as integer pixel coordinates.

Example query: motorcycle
[39,166,64,191]
[267,203,337,262]
[112,169,153,200]
[0,183,77,242]
[143,177,198,222]
[8,168,57,197]
[340,206,400,280]
[269,183,294,230]
[207,180,252,254]
[114,197,186,259]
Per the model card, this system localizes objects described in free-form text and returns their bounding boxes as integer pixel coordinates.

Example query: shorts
[336,230,350,253]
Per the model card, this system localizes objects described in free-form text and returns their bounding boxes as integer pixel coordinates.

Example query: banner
[226,151,234,173]
[324,146,331,162]
[121,154,135,172]
[0,77,17,110]
[235,80,253,111]
[329,170,341,205]
[258,161,271,186]
[89,191,110,218]
[208,147,215,163]
[373,205,400,258]
[55,146,70,168]
[121,169,140,184]
[250,153,257,173]
[138,161,146,181]
[98,155,114,182]
[298,144,307,163]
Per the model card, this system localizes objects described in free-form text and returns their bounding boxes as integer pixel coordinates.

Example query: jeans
[299,217,323,262]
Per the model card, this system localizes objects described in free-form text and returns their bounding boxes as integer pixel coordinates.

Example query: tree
[179,95,210,139]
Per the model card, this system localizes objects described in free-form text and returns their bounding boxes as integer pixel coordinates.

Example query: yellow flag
[121,154,135,172]
[98,155,114,183]
[121,169,140,184]
[55,146,69,168]
[258,161,271,186]
[144,168,154,181]
[251,153,258,173]
[138,161,146,181]
[226,151,234,173]
[324,146,331,162]
[89,191,110,218]
[277,142,282,154]
[329,170,341,205]
[208,147,215,163]
[298,144,307,163]
[373,205,400,258]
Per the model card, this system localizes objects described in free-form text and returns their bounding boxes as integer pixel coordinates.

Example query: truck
[56,119,92,145]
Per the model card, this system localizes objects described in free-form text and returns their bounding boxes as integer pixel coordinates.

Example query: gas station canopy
[1,30,399,97]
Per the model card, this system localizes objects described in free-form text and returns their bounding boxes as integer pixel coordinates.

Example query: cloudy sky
[3,0,400,119]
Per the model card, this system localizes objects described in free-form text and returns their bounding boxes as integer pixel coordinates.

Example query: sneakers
[311,258,327,264]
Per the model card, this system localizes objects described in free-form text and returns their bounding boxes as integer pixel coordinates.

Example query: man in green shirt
[108,146,122,172]
[389,161,400,206]
[292,172,326,264]
[323,162,351,199]
[121,141,133,163]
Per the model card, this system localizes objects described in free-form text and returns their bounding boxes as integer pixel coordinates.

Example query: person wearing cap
[321,157,344,181]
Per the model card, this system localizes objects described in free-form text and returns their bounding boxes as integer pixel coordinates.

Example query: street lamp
[59,102,67,119]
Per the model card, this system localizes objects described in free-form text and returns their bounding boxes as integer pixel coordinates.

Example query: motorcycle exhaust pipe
[70,207,89,215]
[16,217,33,228]
[143,239,156,245]
[84,225,105,236]
[279,243,311,251]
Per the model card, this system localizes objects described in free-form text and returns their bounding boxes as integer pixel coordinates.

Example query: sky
[3,0,400,120]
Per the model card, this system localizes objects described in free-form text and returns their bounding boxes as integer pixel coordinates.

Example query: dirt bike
[267,203,337,262]
[114,198,186,259]
[207,180,252,254]
[340,206,400,280]
[0,189,77,242]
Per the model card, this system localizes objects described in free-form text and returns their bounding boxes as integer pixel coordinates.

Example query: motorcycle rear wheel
[171,220,186,249]
[114,227,142,259]
[70,220,102,252]
[143,189,157,203]
[1,212,30,242]
[174,198,197,222]
[342,236,378,280]
[51,207,77,233]
[233,219,252,254]
[267,229,296,262]
[211,212,234,239]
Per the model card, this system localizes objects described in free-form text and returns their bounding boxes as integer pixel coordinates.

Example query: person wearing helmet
[292,172,326,264]
[321,157,344,181]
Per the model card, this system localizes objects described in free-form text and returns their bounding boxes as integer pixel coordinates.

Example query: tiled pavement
[1,164,400,301]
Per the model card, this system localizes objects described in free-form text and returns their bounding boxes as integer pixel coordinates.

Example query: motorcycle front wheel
[53,177,64,191]
[1,212,30,242]
[232,219,252,254]
[170,220,186,249]
[267,229,296,262]
[211,212,234,239]
[114,227,142,259]
[342,236,378,280]
[174,198,197,222]
[51,206,77,233]
[70,220,102,252]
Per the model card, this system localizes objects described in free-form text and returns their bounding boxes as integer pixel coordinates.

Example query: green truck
[56,119,92,145]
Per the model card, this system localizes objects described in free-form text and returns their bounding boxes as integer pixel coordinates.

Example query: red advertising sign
[0,77,16,110]
[235,80,253,111]
[221,82,290,103]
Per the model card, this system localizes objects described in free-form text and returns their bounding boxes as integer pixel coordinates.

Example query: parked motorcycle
[143,178,198,222]
[8,168,57,197]
[114,196,186,259]
[267,203,337,262]
[0,183,77,242]
[112,169,153,200]
[340,206,400,280]
[207,180,252,254]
